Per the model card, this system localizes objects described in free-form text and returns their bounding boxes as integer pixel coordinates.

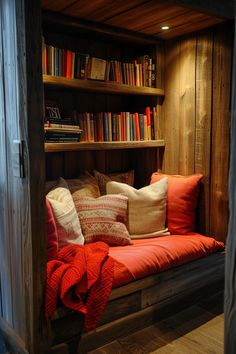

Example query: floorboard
[88,292,224,354]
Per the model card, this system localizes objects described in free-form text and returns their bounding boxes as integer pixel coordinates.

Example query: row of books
[76,107,158,142]
[42,40,156,87]
[44,118,82,142]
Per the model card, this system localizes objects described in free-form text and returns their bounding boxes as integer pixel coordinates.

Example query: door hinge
[12,140,25,178]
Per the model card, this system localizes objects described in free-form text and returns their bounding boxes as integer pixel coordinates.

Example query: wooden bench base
[48,251,225,354]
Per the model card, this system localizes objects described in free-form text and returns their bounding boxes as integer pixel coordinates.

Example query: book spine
[145,106,151,140]
[103,112,109,142]
[66,50,72,78]
[126,112,130,141]
[135,112,140,141]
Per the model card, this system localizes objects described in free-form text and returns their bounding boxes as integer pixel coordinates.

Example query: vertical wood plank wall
[0,1,46,353]
[162,22,232,241]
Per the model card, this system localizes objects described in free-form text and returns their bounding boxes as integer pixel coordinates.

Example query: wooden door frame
[0,0,46,353]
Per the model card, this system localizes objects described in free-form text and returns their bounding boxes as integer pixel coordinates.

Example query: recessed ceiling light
[161,26,170,30]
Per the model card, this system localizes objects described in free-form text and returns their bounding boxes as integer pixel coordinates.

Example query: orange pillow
[150,172,203,235]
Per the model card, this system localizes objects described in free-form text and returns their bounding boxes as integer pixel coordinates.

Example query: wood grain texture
[178,35,196,175]
[224,19,236,354]
[89,293,224,354]
[41,0,226,40]
[195,29,213,235]
[210,24,232,242]
[49,252,224,351]
[162,23,232,240]
[24,1,47,352]
[45,140,165,152]
[0,1,46,353]
[162,38,181,173]
[43,75,164,96]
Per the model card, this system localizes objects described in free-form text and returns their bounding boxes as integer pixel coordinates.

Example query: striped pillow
[75,195,132,246]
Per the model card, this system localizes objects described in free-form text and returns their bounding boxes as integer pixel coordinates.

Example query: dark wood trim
[224,18,236,354]
[42,10,161,45]
[172,0,235,19]
[23,0,47,353]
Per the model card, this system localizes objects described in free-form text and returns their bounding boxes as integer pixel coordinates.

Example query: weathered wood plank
[195,29,213,235]
[141,253,224,308]
[0,1,46,353]
[210,23,232,241]
[162,38,181,173]
[178,35,196,175]
[224,18,236,354]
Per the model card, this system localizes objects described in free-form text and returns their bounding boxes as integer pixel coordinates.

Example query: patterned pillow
[75,195,132,246]
[67,173,101,202]
[94,169,135,195]
[107,178,169,239]
[47,177,84,248]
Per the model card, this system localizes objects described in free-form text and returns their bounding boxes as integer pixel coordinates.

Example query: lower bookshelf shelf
[45,140,165,152]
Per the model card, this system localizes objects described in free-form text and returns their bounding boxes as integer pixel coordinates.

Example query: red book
[135,113,140,141]
[62,49,67,77]
[66,50,72,78]
[145,107,151,140]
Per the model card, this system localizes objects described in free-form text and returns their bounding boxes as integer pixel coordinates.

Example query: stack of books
[44,119,82,143]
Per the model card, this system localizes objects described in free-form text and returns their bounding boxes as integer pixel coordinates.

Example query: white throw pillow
[47,177,84,248]
[107,178,169,239]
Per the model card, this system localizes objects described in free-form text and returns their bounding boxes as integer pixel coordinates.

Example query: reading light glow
[161,26,170,30]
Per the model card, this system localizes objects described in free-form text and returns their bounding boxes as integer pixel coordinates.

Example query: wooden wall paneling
[224,18,236,354]
[210,24,232,241]
[195,29,213,235]
[1,0,46,352]
[162,39,181,173]
[155,42,165,90]
[94,150,107,173]
[105,150,130,173]
[76,151,96,174]
[0,2,13,326]
[178,35,196,175]
[130,148,158,187]
[46,153,64,180]
[63,151,81,178]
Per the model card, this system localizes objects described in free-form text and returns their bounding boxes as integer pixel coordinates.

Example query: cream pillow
[47,177,84,248]
[107,178,169,239]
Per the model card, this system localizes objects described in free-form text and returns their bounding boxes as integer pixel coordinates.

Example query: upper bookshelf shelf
[45,140,165,153]
[43,75,165,97]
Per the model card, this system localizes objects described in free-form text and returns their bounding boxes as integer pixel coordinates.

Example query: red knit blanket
[45,241,114,331]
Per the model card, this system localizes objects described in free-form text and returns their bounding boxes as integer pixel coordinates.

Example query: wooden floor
[88,292,224,354]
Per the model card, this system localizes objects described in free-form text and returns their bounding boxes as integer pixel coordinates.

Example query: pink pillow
[46,198,58,261]
[150,173,203,234]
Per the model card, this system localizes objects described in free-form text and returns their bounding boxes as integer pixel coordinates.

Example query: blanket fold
[46,241,114,331]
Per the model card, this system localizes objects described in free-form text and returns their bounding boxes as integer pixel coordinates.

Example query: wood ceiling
[41,0,229,40]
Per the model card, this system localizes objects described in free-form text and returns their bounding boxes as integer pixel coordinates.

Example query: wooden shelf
[43,75,165,97]
[45,140,165,152]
